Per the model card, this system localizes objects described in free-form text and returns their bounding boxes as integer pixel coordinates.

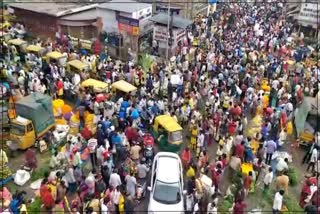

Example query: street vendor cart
[152,115,183,153]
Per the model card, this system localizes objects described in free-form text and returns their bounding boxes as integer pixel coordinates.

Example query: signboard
[153,26,168,42]
[117,15,140,36]
[175,29,185,43]
[297,3,319,28]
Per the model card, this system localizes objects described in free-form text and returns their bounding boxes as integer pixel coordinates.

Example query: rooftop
[9,2,98,17]
[98,0,151,13]
[150,13,192,29]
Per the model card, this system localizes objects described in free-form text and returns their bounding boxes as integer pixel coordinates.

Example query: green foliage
[31,168,48,182]
[27,197,42,213]
[287,168,298,186]
[218,196,233,213]
[283,195,304,213]
[138,53,153,73]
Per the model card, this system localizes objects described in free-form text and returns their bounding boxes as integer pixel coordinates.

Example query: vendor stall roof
[9,3,98,17]
[98,0,151,13]
[150,13,192,29]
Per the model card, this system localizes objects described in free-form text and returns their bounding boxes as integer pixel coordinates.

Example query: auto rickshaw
[7,38,28,62]
[67,59,89,77]
[25,45,46,68]
[152,115,183,153]
[0,31,11,42]
[111,80,137,99]
[26,45,46,57]
[81,78,109,93]
[44,51,67,67]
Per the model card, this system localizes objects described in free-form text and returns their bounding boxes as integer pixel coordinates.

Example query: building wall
[97,8,119,33]
[12,8,58,38]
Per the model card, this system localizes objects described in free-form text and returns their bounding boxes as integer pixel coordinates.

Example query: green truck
[10,93,55,150]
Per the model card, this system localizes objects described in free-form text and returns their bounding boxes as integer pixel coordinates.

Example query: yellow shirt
[186,167,195,178]
[119,195,125,213]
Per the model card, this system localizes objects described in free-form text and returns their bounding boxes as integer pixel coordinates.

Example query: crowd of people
[0,0,319,213]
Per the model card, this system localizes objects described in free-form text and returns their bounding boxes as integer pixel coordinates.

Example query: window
[153,180,181,204]
[10,123,25,136]
[27,123,33,132]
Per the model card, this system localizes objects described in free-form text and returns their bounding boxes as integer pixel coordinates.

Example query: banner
[297,3,319,28]
[117,15,140,36]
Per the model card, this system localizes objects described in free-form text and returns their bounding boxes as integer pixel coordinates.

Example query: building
[97,0,153,59]
[149,0,208,19]
[9,3,99,39]
[286,0,319,38]
[150,13,192,57]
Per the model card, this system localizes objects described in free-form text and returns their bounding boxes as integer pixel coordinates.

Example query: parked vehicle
[9,93,55,150]
[152,115,183,153]
[147,152,186,213]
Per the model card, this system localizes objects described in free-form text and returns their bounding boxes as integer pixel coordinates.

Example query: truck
[9,93,55,150]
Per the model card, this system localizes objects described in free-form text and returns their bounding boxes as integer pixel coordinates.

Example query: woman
[181,147,192,170]
[299,180,312,208]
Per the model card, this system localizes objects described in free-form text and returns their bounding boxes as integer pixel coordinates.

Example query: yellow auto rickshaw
[45,51,67,67]
[26,45,46,57]
[8,38,28,53]
[7,38,28,62]
[152,115,183,153]
[0,31,11,42]
[111,80,137,97]
[67,60,89,73]
[81,78,109,93]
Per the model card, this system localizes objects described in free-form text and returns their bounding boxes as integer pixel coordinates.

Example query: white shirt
[263,171,273,185]
[276,158,288,171]
[272,192,283,210]
[101,202,108,214]
[197,133,205,147]
[310,148,318,163]
[109,173,122,188]
[88,138,98,153]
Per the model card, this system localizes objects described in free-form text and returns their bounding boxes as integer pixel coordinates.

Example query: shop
[150,13,192,58]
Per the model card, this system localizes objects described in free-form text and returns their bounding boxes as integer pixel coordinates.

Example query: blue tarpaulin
[208,0,217,3]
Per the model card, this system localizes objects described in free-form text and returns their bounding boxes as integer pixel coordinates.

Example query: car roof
[156,154,181,183]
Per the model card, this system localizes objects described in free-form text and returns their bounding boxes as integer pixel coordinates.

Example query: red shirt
[235,144,245,158]
[233,202,247,214]
[181,150,191,163]
[244,175,252,190]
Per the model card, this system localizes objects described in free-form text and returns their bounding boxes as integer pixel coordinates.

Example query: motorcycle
[136,181,147,200]
[143,133,154,167]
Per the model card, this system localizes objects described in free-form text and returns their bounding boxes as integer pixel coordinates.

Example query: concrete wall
[12,8,58,39]
[97,8,119,33]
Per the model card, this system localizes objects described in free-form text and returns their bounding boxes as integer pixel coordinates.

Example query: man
[234,141,245,161]
[136,159,149,179]
[88,137,98,169]
[276,158,289,174]
[302,141,316,164]
[109,169,121,189]
[276,172,289,195]
[273,190,285,214]
[263,167,274,196]
[125,172,137,198]
[264,139,277,165]
[130,143,141,162]
[307,146,318,173]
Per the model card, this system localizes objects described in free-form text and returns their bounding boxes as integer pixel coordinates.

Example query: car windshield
[153,180,181,204]
[169,131,182,142]
[10,123,25,136]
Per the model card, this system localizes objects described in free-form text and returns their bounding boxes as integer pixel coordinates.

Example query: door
[22,123,36,149]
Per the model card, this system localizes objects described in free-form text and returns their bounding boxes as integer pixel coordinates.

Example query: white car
[147,152,186,214]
